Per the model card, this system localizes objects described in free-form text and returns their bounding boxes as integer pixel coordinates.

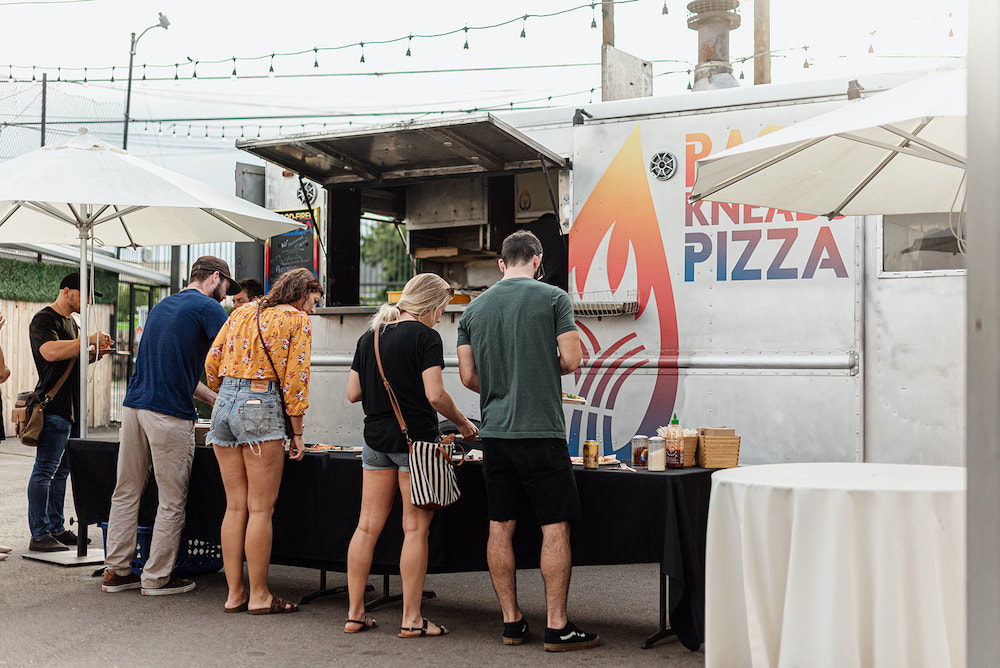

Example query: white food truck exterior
[280,71,964,467]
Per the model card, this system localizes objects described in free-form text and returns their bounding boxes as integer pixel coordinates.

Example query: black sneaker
[53,530,91,546]
[28,535,69,552]
[503,617,529,645]
[543,622,600,652]
[141,577,196,596]
[102,569,141,592]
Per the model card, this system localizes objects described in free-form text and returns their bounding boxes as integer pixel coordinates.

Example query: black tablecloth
[67,440,711,650]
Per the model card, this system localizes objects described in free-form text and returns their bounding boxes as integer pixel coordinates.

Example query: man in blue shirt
[102,256,240,596]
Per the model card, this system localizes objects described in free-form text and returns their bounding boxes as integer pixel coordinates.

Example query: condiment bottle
[664,414,684,469]
[631,435,648,468]
[648,436,666,472]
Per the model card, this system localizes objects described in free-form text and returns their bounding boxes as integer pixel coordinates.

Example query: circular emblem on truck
[649,152,677,181]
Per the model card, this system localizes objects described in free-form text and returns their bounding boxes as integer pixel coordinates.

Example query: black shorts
[482,437,581,525]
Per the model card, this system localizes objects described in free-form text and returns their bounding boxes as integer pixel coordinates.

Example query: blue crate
[99,523,222,577]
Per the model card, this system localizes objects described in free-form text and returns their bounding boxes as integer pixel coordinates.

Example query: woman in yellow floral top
[205,268,322,615]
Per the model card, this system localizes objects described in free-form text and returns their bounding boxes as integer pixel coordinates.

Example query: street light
[123,12,169,150]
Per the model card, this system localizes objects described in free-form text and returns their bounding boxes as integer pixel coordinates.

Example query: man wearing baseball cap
[103,256,239,596]
[27,271,112,552]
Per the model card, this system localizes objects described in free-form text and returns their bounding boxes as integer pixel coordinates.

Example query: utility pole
[124,13,169,150]
[754,0,771,84]
[602,1,614,46]
[40,73,46,147]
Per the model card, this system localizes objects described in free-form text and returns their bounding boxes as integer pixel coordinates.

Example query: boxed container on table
[99,522,222,577]
[682,434,698,468]
[697,427,740,468]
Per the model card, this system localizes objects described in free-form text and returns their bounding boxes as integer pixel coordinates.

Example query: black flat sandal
[344,616,377,633]
[398,617,448,638]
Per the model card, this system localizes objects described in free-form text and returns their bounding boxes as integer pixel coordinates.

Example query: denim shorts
[206,377,288,449]
[361,443,410,473]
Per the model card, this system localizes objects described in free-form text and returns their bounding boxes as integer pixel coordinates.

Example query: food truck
[237,70,964,467]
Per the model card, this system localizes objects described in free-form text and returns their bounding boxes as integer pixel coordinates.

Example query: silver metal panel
[669,373,861,464]
[406,177,487,230]
[865,215,966,466]
[236,114,565,187]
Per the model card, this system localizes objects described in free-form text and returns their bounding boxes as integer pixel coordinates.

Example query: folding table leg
[364,573,435,611]
[299,569,372,605]
[642,572,676,649]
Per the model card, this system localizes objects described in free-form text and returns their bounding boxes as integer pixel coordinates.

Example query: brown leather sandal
[247,595,299,615]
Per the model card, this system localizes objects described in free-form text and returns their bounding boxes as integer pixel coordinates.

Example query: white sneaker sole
[141,581,197,596]
[543,637,601,652]
[102,581,142,593]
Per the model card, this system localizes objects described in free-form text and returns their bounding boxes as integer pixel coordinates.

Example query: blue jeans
[27,413,73,539]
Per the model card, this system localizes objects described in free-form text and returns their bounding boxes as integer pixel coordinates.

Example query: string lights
[3,1,645,83]
[1,1,967,150]
[0,0,961,87]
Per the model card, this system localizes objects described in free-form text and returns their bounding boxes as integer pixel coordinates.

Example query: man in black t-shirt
[26,272,111,552]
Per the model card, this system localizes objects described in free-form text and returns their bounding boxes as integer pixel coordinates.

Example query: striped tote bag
[408,437,463,510]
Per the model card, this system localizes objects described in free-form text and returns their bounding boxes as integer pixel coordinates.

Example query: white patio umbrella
[689,67,967,219]
[0,129,305,438]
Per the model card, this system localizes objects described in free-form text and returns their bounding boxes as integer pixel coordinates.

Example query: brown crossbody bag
[12,357,76,446]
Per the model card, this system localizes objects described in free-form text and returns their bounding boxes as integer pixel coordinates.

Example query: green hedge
[0,257,118,305]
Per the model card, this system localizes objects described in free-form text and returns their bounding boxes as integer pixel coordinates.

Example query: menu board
[265,209,319,290]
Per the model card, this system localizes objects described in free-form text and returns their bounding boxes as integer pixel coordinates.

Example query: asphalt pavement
[0,430,705,667]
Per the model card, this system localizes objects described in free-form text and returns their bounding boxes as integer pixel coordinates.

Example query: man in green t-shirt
[457,230,599,652]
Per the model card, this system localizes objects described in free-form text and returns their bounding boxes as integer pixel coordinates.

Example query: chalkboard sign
[266,209,318,290]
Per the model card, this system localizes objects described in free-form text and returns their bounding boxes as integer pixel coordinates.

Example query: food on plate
[562,392,586,404]
[570,453,618,466]
[305,444,362,452]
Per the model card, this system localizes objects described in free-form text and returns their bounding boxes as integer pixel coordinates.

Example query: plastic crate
[99,523,222,577]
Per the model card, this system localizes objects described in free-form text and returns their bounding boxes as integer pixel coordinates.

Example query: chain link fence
[0,79,124,157]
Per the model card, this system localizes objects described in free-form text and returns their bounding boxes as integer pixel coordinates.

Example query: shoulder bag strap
[255,306,290,418]
[40,356,77,406]
[373,325,411,444]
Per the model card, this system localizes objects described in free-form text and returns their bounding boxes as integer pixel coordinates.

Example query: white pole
[968,0,1000,660]
[78,215,89,440]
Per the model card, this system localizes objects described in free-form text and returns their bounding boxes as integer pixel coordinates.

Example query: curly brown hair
[259,268,323,309]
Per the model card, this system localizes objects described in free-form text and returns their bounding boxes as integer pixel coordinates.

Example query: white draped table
[705,463,966,668]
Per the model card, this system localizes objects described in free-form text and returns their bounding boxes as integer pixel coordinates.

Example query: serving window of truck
[236,114,568,305]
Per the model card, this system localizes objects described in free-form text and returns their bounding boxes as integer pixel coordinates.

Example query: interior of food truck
[236,114,569,303]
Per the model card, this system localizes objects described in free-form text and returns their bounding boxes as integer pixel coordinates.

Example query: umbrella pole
[78,220,89,440]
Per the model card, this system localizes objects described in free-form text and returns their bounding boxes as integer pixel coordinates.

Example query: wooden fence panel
[0,299,113,435]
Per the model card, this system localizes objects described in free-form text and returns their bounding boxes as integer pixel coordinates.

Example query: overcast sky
[1,0,968,192]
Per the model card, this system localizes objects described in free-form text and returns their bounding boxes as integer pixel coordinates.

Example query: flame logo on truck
[568,126,679,454]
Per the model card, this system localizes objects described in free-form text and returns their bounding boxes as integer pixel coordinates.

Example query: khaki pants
[104,407,195,589]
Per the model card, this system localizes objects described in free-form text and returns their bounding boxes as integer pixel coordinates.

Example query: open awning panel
[236,114,566,187]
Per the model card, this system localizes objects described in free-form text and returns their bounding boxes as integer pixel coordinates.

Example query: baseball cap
[191,256,242,296]
[60,271,103,297]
